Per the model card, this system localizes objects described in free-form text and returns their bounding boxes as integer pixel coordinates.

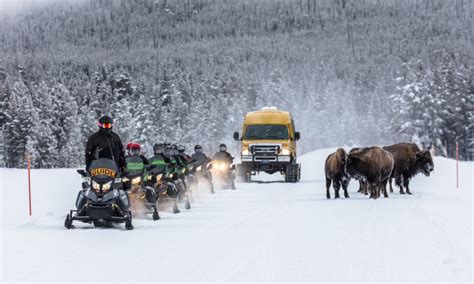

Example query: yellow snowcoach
[233,107,301,182]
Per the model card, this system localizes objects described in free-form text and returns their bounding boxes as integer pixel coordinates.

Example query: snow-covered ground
[1,148,472,282]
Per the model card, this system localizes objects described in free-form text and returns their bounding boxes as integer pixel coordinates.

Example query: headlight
[170,173,174,178]
[197,166,202,171]
[157,174,163,181]
[281,149,290,155]
[147,175,152,181]
[122,177,129,182]
[131,177,141,185]
[92,180,100,191]
[242,149,249,155]
[102,181,112,192]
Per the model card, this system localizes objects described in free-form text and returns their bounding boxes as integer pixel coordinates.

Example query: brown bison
[348,147,368,195]
[383,143,434,194]
[324,148,350,199]
[345,147,394,199]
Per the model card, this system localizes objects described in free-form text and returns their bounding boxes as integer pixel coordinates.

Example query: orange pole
[27,153,32,216]
[456,142,459,189]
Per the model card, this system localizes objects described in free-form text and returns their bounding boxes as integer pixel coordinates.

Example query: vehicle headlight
[242,149,249,155]
[157,174,163,181]
[92,180,100,191]
[281,149,290,155]
[131,177,141,185]
[197,166,202,171]
[170,173,174,178]
[122,177,129,182]
[147,175,152,181]
[102,181,112,192]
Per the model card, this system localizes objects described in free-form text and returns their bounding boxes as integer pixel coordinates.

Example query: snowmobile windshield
[243,125,289,140]
[89,158,119,183]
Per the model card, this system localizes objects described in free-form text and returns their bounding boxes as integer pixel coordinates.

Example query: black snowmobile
[124,155,160,221]
[190,162,214,194]
[148,155,183,213]
[211,158,236,190]
[64,158,133,230]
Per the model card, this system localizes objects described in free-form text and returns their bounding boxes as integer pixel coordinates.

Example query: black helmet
[153,143,164,154]
[98,115,113,125]
[98,115,113,133]
[177,145,186,153]
[219,143,227,152]
[194,145,202,153]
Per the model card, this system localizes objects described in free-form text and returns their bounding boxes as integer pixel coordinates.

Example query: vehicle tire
[285,163,299,183]
[64,214,73,229]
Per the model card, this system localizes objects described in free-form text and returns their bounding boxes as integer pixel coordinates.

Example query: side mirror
[294,132,301,141]
[77,169,87,177]
[207,163,213,170]
[231,164,236,170]
[233,132,240,141]
[81,181,89,189]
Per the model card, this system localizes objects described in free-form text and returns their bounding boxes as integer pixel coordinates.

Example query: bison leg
[363,181,368,195]
[388,178,394,193]
[333,180,341,199]
[357,180,363,193]
[382,179,389,198]
[342,179,350,198]
[396,176,405,194]
[326,177,331,199]
[403,178,412,195]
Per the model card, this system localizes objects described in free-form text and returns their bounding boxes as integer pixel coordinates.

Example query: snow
[1,148,472,282]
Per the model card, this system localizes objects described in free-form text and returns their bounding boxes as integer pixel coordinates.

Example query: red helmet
[126,142,134,150]
[131,143,141,150]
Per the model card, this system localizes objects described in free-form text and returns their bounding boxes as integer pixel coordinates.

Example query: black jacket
[212,151,234,163]
[85,129,126,171]
[191,152,211,166]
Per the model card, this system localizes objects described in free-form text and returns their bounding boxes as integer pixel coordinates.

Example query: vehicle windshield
[244,125,289,140]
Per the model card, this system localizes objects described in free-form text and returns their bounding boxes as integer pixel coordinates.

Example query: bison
[324,148,350,199]
[345,146,394,199]
[348,147,368,195]
[383,143,434,194]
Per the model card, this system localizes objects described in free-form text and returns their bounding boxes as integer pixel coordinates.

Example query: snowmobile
[148,155,183,213]
[211,159,236,190]
[64,158,133,230]
[169,163,192,209]
[123,155,160,220]
[190,162,214,194]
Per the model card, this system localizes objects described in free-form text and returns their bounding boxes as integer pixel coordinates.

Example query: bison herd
[324,143,434,199]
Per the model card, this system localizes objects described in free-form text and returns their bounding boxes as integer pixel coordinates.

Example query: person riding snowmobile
[125,142,134,157]
[85,115,126,172]
[124,143,159,220]
[149,143,182,213]
[212,143,236,189]
[191,144,214,193]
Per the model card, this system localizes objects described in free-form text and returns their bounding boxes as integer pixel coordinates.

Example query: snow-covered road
[1,149,472,282]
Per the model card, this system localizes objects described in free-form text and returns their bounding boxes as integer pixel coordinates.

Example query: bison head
[416,150,434,176]
[344,154,361,179]
[335,148,347,165]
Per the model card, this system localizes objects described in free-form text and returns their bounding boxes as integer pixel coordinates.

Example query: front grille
[251,145,280,155]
